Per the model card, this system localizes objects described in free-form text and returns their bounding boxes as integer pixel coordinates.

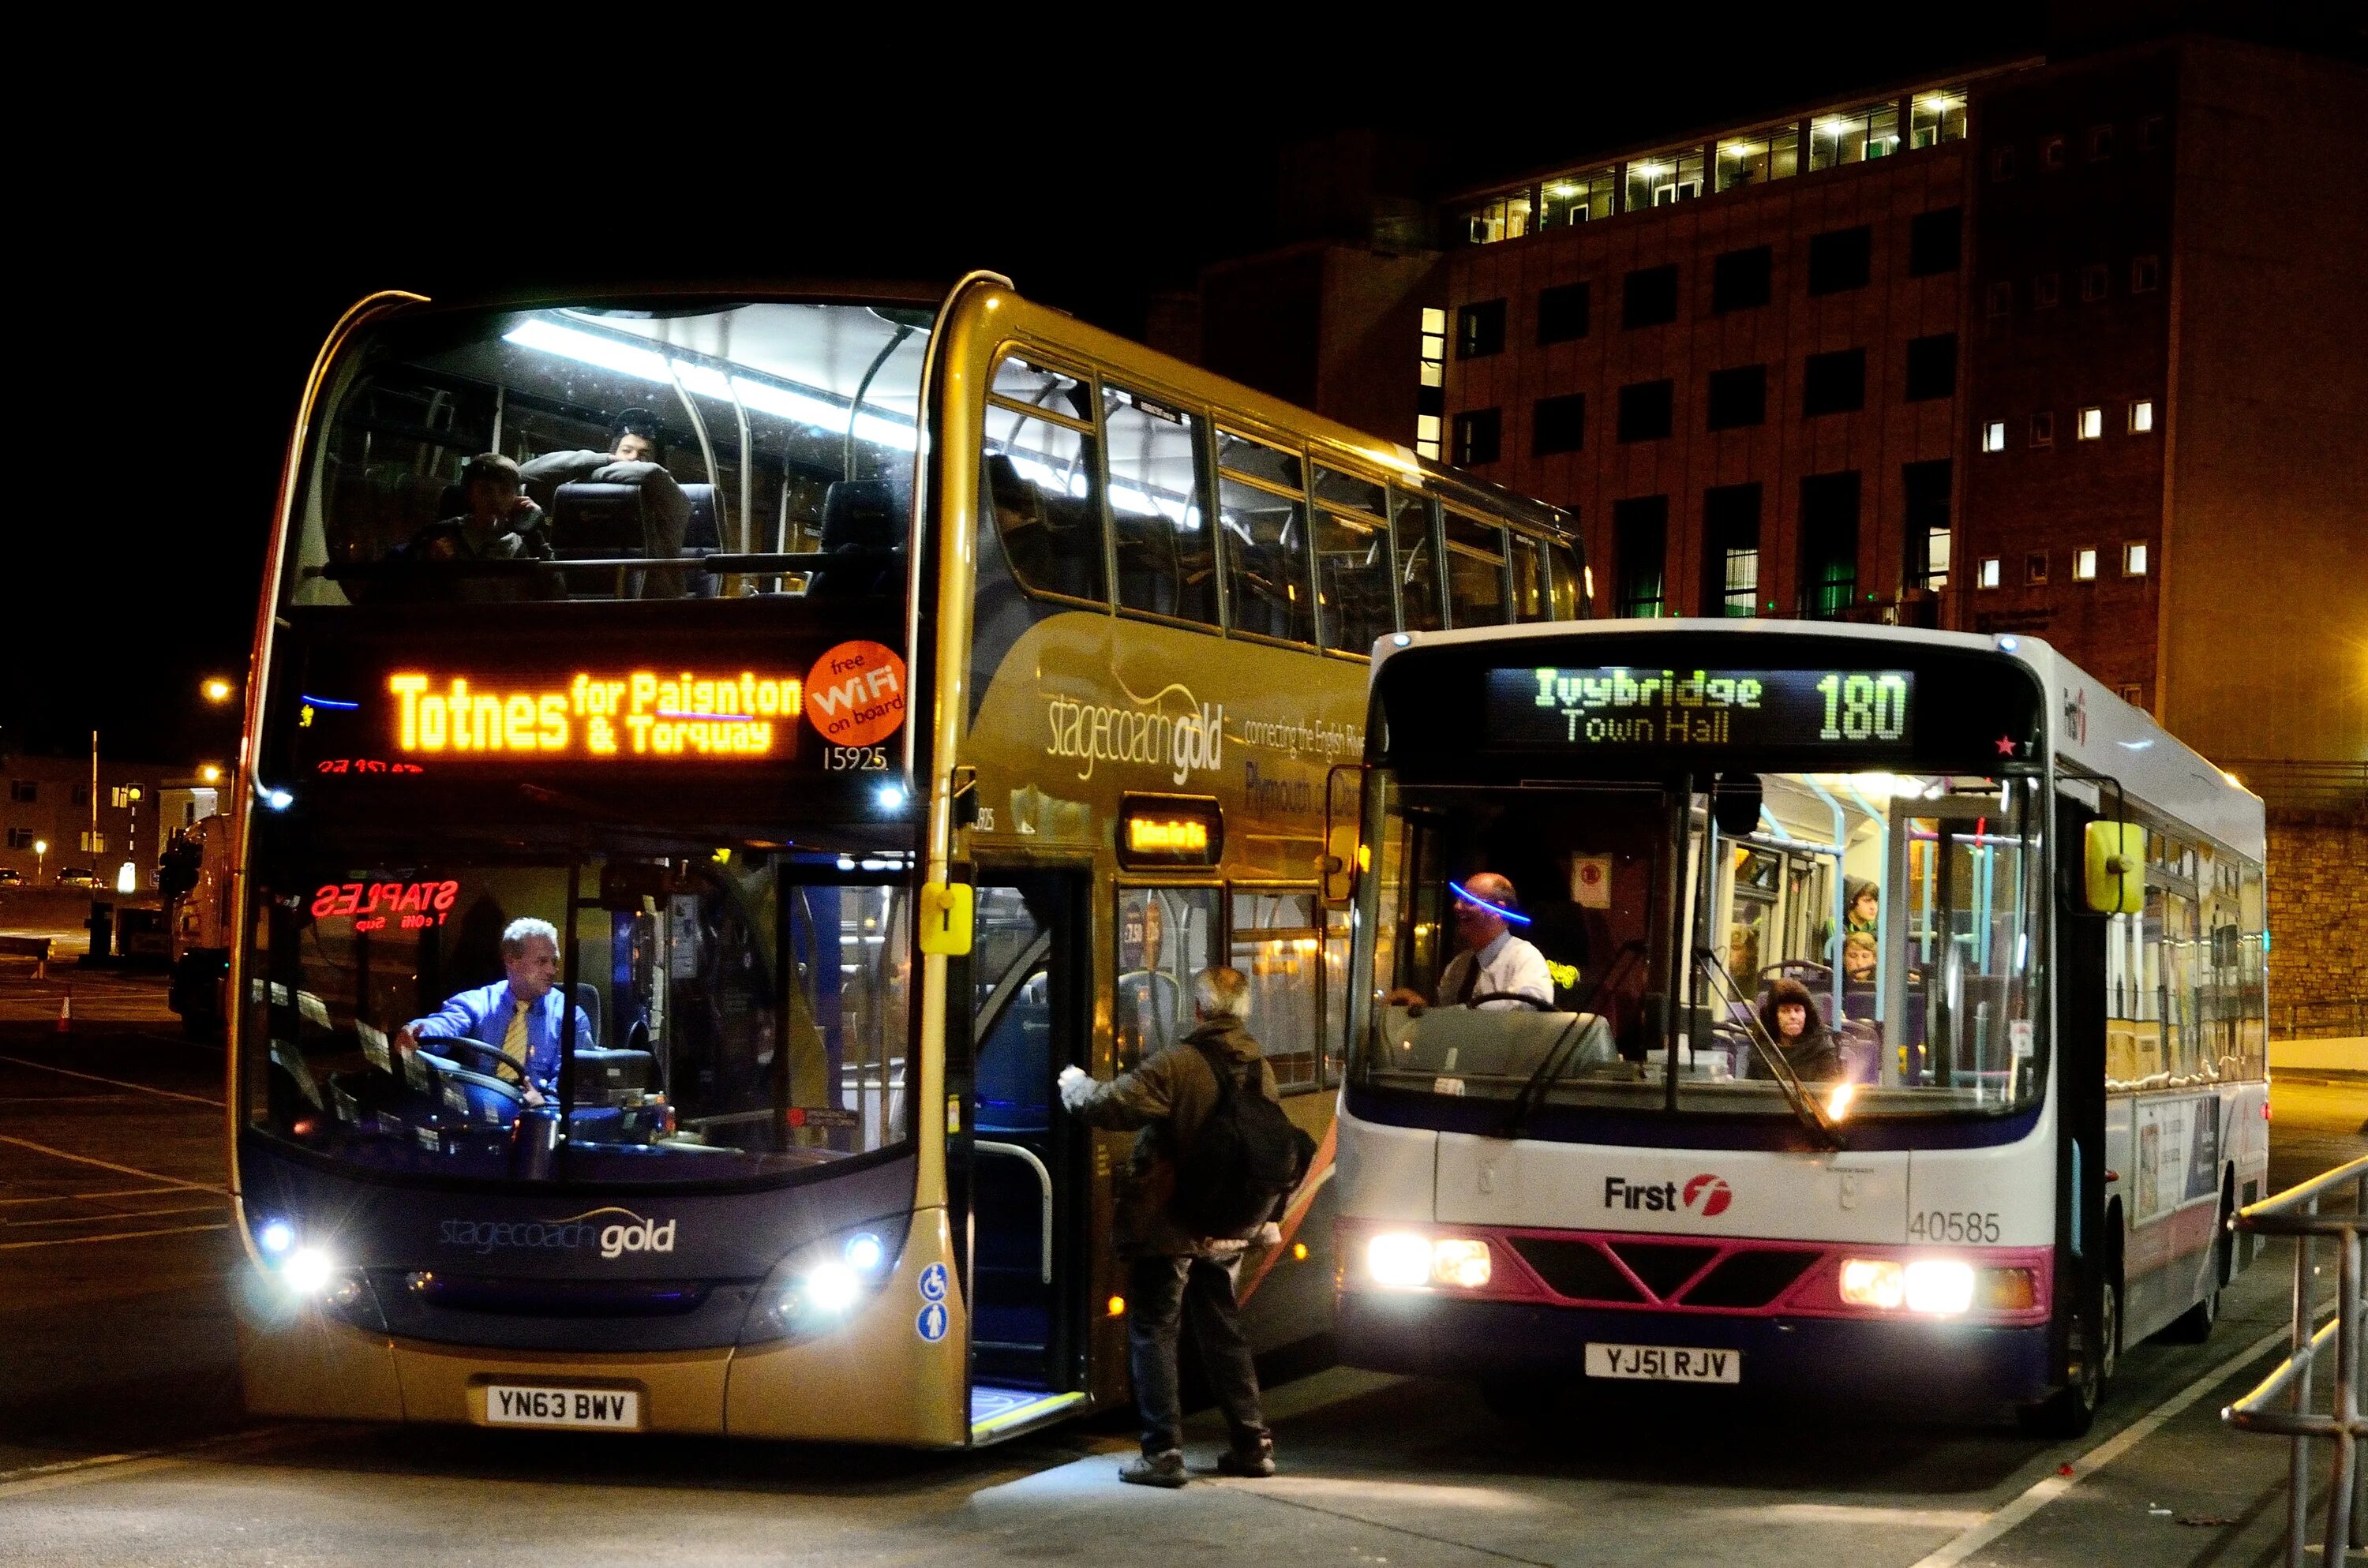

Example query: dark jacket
[1067,1015,1280,1258]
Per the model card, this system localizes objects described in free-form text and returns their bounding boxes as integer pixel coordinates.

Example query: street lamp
[201,678,235,705]
[33,840,46,883]
[198,764,223,784]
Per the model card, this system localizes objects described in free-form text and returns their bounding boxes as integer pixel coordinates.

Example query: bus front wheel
[2020,1261,2119,1439]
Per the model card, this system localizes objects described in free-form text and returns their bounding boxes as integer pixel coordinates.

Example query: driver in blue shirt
[1392,874,1554,1010]
[395,918,593,1106]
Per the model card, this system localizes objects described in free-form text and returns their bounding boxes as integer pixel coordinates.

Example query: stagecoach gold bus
[229,275,1583,1446]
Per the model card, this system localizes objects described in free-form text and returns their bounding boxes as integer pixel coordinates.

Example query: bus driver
[395,918,594,1107]
[1399,873,1554,1010]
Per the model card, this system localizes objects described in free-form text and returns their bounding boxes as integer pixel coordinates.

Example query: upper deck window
[289,302,931,609]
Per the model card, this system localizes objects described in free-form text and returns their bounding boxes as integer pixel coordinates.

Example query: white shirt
[1437,931,1555,1010]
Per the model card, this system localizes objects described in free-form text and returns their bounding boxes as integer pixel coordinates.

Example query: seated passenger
[403,453,556,601]
[1392,874,1553,1011]
[395,918,594,1108]
[518,406,691,559]
[1748,977,1845,1083]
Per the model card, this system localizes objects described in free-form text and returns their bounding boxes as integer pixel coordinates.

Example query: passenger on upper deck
[395,917,594,1107]
[402,454,557,600]
[1397,874,1554,1011]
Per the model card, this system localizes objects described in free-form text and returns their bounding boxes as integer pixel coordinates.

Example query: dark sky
[8,17,2074,767]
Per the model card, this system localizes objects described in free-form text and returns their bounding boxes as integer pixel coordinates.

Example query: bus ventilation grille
[1677,1249,1820,1308]
[1506,1238,1645,1303]
[1504,1239,1822,1309]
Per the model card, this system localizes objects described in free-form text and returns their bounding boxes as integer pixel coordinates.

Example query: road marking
[0,1052,225,1106]
[4,1202,223,1229]
[0,1133,227,1194]
[0,1222,230,1252]
[1903,1321,2294,1568]
[0,1425,298,1495]
[0,1187,186,1206]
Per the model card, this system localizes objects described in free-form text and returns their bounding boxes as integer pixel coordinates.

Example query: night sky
[6,19,2072,768]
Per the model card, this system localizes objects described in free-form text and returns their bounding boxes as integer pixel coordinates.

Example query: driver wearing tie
[395,918,593,1106]
[1429,874,1553,1010]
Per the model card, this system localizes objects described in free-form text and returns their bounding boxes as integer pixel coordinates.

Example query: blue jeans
[1127,1253,1267,1457]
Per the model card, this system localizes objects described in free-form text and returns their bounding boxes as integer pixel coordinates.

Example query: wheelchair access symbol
[916,1301,949,1343]
[918,1263,948,1303]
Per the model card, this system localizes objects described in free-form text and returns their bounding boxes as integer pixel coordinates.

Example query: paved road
[2,971,2360,1567]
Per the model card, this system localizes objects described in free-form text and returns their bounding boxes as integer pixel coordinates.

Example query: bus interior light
[1904,1259,1976,1315]
[1431,1238,1493,1289]
[1838,1258,1905,1308]
[1367,1233,1433,1288]
[258,1219,294,1255]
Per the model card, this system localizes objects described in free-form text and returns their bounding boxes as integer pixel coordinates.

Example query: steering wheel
[1467,991,1557,1011]
[425,1038,527,1085]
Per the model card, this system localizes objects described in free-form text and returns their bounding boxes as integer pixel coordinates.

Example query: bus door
[957,870,1092,1431]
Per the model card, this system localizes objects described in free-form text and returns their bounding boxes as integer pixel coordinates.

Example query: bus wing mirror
[919,880,973,955]
[2083,821,2144,915]
[1321,764,1365,908]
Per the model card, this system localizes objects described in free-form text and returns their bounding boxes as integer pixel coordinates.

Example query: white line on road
[0,1187,186,1206]
[0,1052,225,1106]
[1902,1321,2294,1568]
[0,1425,298,1494]
[0,1222,230,1252]
[4,1202,223,1229]
[0,1133,227,1194]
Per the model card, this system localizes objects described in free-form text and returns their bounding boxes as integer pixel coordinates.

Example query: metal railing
[2271,998,2368,1042]
[2222,1154,2366,1568]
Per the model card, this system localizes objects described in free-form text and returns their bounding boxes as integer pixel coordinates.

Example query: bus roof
[1373,618,2265,863]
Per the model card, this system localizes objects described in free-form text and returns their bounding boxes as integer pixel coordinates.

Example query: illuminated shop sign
[386,670,801,760]
[1486,667,1916,752]
[312,879,460,932]
[1116,793,1224,869]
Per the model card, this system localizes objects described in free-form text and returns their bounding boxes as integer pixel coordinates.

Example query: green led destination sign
[1486,667,1915,752]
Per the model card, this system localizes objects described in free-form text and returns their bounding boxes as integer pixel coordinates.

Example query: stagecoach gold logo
[437,1206,678,1259]
[1044,674,1223,785]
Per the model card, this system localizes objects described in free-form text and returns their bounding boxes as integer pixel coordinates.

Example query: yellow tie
[502,997,530,1070]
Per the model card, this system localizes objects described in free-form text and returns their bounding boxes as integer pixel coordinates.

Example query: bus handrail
[974,1140,1054,1284]
[2220,1154,2366,1568]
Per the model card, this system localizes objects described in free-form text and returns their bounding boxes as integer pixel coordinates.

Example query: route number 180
[1816,673,1909,742]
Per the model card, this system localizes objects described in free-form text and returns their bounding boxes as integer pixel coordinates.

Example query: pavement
[1,967,2361,1567]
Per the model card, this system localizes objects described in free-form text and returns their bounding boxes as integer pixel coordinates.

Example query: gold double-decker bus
[230,274,1583,1446]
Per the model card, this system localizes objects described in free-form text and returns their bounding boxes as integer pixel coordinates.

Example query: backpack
[1168,1038,1317,1239]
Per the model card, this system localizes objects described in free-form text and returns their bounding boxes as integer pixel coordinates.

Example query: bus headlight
[282,1246,334,1295]
[258,1218,294,1256]
[1904,1259,1976,1315]
[843,1232,886,1274]
[1430,1238,1493,1289]
[801,1261,860,1315]
[1838,1258,1905,1308]
[1367,1233,1432,1288]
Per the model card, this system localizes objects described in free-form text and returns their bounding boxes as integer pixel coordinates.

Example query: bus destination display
[1486,667,1914,752]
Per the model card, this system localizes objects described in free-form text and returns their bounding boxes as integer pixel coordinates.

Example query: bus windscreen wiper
[1691,948,1845,1151]
[1502,939,1645,1137]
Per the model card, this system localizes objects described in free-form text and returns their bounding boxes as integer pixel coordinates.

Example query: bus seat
[678,482,721,597]
[810,479,905,597]
[573,982,604,1050]
[551,481,654,558]
[987,455,1093,599]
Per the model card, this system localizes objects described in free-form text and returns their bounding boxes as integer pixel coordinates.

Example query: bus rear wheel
[2019,1263,2119,1439]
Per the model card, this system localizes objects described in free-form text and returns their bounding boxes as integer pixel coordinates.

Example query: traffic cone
[57,990,72,1034]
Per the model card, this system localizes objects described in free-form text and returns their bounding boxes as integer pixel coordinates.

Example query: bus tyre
[2021,1265,2119,1438]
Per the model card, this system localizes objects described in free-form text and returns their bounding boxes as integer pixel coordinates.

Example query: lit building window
[1456,192,1533,246]
[2073,548,2097,581]
[81,831,107,853]
[1415,310,1447,459]
[1983,421,2007,452]
[1624,146,1705,208]
[1910,89,1968,148]
[1538,167,1617,226]
[1714,125,1800,192]
[2078,406,2103,440]
[2130,399,2155,433]
[2031,411,2055,447]
[1415,414,1442,460]
[1978,558,2002,589]
[2123,542,2149,576]
[1811,100,1902,171]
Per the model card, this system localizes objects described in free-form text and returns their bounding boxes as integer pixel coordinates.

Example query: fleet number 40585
[1908,1210,2002,1244]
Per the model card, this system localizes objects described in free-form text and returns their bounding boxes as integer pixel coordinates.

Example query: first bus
[1330,619,2269,1435]
[227,277,1580,1446]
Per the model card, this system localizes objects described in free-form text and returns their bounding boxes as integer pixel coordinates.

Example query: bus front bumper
[1337,1289,2057,1407]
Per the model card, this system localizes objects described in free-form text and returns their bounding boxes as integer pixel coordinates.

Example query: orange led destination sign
[387,671,801,760]
[1115,792,1223,870]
